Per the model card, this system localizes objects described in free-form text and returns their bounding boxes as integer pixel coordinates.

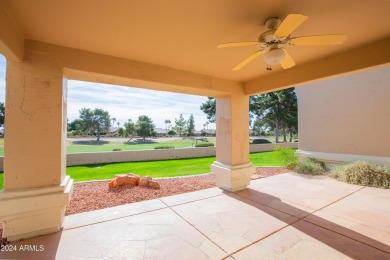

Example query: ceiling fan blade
[274,14,308,38]
[217,42,259,48]
[280,49,295,69]
[232,50,263,70]
[291,34,347,45]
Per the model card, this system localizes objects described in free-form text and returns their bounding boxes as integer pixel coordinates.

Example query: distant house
[193,130,203,136]
[108,127,119,134]
[154,128,167,137]
[201,129,216,136]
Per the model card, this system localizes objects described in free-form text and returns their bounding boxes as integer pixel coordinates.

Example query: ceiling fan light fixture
[263,47,285,65]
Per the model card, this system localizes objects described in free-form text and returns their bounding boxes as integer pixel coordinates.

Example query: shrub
[331,161,390,189]
[252,139,272,144]
[167,130,176,135]
[195,143,214,147]
[154,146,175,149]
[274,146,298,169]
[112,148,122,151]
[294,157,326,175]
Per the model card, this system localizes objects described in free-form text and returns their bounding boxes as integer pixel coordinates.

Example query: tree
[200,98,216,123]
[251,88,297,143]
[124,119,136,142]
[167,130,176,135]
[0,102,4,125]
[79,108,111,141]
[117,127,125,137]
[186,114,195,136]
[174,114,187,136]
[164,119,171,135]
[200,89,298,143]
[117,121,120,128]
[135,115,155,141]
[69,118,84,135]
[111,117,116,127]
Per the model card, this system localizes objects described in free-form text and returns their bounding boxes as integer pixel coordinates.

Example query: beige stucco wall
[64,143,297,167]
[0,142,299,171]
[296,66,390,158]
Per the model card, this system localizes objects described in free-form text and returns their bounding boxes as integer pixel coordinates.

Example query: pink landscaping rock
[126,173,140,178]
[139,176,152,187]
[148,180,161,190]
[108,175,140,188]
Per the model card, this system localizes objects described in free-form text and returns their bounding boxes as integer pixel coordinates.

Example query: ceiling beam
[25,40,243,97]
[0,4,24,62]
[244,37,390,96]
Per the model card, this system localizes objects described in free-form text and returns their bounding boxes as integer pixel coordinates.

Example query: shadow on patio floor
[227,189,390,258]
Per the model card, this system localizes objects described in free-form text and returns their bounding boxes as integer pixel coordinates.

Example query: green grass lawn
[0,137,216,156]
[0,137,3,156]
[0,150,287,189]
[0,136,298,156]
[67,138,216,154]
[66,150,285,182]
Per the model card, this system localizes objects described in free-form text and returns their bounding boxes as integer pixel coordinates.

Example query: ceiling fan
[218,14,347,70]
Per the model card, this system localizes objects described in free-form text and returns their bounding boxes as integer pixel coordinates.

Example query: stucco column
[211,94,255,192]
[0,57,73,241]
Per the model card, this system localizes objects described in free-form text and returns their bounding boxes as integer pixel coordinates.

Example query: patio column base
[0,176,73,242]
[211,162,255,192]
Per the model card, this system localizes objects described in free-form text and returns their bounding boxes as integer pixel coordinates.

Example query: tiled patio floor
[1,173,389,259]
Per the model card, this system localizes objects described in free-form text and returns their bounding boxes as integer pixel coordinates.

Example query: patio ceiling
[1,0,390,92]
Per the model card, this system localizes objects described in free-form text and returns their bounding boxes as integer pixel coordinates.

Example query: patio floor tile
[236,173,363,218]
[172,192,298,253]
[305,186,390,253]
[160,187,224,207]
[233,219,390,260]
[63,198,167,230]
[1,208,227,260]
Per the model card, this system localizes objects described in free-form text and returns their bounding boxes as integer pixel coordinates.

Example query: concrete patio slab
[1,173,389,259]
[63,198,166,230]
[172,193,298,253]
[236,173,363,218]
[160,187,224,207]
[233,219,390,260]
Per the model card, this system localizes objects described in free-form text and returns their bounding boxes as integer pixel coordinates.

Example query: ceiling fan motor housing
[264,17,281,30]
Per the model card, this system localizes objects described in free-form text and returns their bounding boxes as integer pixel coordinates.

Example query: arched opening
[65,79,217,214]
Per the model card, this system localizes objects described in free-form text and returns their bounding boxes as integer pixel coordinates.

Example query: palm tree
[111,118,116,127]
[164,119,171,135]
[117,121,120,128]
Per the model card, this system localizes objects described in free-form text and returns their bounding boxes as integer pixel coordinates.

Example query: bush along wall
[331,161,390,189]
[252,139,272,144]
[195,143,214,147]
[154,146,175,149]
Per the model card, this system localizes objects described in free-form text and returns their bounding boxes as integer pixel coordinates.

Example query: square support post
[0,54,73,241]
[211,94,255,192]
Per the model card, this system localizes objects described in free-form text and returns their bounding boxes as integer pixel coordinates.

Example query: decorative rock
[108,175,140,188]
[139,176,152,187]
[108,178,118,188]
[126,173,140,178]
[148,180,161,190]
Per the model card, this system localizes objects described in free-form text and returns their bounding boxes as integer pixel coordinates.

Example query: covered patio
[1,173,389,259]
[0,0,389,255]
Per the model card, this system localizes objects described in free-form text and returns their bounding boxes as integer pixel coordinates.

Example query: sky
[0,54,215,130]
